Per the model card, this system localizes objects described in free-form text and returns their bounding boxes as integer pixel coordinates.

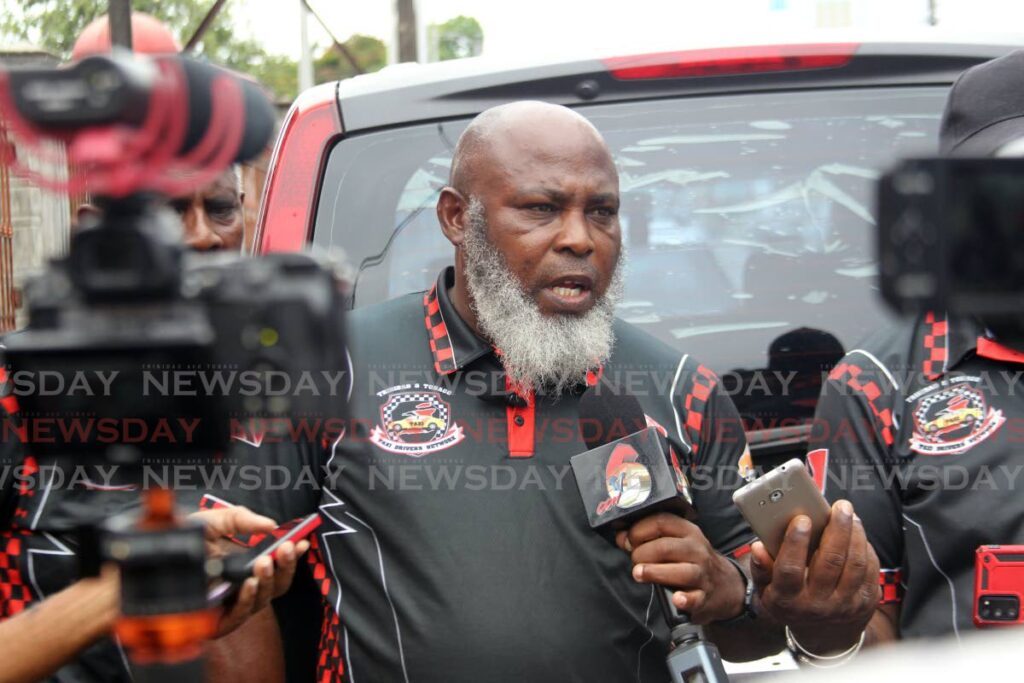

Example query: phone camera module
[978,595,1020,622]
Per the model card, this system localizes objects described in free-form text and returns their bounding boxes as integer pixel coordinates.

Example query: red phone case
[975,545,1024,627]
[208,513,322,603]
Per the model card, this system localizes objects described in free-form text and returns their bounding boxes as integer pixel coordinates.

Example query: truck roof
[332,34,1024,133]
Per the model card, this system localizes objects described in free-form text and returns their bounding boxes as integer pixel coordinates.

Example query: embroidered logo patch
[909,384,1005,455]
[370,387,464,456]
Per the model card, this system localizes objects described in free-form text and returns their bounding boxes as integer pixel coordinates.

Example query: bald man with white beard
[212,101,873,681]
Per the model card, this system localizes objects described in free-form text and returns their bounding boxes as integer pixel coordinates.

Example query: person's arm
[617,514,785,661]
[749,503,884,654]
[617,362,786,661]
[196,505,311,683]
[0,506,305,683]
[753,352,906,657]
[207,609,286,683]
[0,568,119,683]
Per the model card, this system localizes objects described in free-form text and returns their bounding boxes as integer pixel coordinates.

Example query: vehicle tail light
[604,43,859,80]
[254,83,341,254]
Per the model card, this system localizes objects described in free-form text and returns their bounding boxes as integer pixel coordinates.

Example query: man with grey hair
[214,100,870,681]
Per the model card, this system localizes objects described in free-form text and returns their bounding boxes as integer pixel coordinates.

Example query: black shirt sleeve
[0,403,22,528]
[679,361,756,555]
[811,354,905,576]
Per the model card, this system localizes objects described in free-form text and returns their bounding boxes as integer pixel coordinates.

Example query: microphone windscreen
[578,384,647,451]
[173,56,276,162]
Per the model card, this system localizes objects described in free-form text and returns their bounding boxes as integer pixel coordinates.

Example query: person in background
[752,49,1024,665]
[0,12,298,683]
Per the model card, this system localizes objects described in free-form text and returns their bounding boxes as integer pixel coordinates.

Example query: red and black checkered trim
[11,456,38,522]
[308,535,344,683]
[828,362,896,447]
[0,530,32,619]
[0,367,18,417]
[879,568,903,604]
[424,285,456,375]
[921,312,948,380]
[681,364,717,457]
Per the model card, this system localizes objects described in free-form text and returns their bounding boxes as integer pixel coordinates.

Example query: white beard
[461,198,624,395]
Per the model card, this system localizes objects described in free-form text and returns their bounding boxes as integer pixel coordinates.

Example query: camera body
[877,157,1024,320]
[3,202,347,462]
[975,545,1024,626]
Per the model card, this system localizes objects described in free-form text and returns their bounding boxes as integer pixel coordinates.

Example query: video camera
[877,156,1024,322]
[0,52,346,680]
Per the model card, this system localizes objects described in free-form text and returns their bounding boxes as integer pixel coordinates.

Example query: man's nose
[553,209,595,257]
[183,207,224,251]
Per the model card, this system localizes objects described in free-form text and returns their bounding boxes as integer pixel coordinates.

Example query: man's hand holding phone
[731,459,881,658]
[749,499,881,655]
[189,506,312,637]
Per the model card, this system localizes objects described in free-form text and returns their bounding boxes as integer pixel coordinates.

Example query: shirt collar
[423,267,493,375]
[976,336,1024,365]
[926,313,1024,377]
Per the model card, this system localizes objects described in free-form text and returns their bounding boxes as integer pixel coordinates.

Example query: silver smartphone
[732,458,831,558]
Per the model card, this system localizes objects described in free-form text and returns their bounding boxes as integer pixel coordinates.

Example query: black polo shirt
[0,267,754,683]
[811,312,1024,641]
[0,369,323,683]
[243,267,753,683]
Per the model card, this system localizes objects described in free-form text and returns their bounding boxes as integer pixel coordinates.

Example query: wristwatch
[716,555,757,625]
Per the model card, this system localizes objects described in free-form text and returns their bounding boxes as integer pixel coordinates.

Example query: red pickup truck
[253,39,1016,467]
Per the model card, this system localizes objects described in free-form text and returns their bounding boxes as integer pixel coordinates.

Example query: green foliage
[0,0,299,100]
[431,15,482,61]
[313,34,386,84]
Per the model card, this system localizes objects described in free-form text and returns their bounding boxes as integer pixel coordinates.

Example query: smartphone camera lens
[978,595,1020,622]
[769,489,784,503]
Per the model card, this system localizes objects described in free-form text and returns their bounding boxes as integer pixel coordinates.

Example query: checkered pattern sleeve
[812,352,905,589]
[0,367,20,527]
[676,361,755,556]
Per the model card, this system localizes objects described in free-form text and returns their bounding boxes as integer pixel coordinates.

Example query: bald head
[449,101,614,198]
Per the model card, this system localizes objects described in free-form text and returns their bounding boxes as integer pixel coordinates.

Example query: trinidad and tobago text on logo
[596,443,653,515]
[909,383,1005,456]
[370,385,464,457]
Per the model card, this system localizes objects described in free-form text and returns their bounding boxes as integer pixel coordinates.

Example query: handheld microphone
[573,384,729,683]
[574,386,695,530]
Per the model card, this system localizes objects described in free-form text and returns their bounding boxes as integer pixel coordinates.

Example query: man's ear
[437,187,469,248]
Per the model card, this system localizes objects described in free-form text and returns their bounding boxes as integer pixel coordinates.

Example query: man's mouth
[541,275,596,313]
[552,285,584,298]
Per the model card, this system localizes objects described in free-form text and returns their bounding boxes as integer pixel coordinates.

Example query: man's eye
[207,204,238,219]
[527,204,556,213]
[168,201,189,215]
[592,207,616,217]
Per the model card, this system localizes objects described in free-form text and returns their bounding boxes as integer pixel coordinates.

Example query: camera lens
[978,595,1020,621]
[769,489,784,503]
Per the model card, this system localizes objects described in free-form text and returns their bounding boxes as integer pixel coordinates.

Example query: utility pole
[298,0,314,93]
[395,0,418,63]
[184,0,229,52]
[108,0,133,50]
[927,0,938,25]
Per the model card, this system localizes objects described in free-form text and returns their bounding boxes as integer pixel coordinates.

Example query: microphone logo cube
[571,426,690,529]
